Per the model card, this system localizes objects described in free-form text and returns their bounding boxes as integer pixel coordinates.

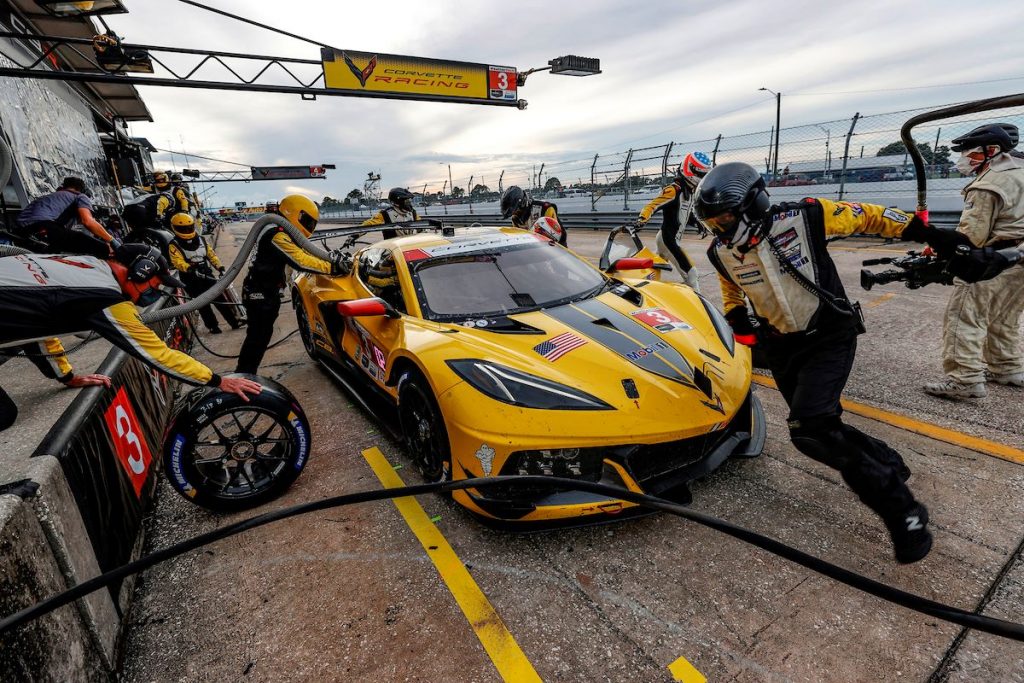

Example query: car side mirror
[336,297,400,319]
[610,257,654,271]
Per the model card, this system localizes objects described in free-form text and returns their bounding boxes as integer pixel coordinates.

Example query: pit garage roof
[7,0,152,123]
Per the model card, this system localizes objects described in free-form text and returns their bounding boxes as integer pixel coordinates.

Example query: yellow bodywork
[294,227,755,523]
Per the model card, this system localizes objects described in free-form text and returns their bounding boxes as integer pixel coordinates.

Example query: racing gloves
[900,215,974,257]
[725,306,758,346]
[329,250,352,277]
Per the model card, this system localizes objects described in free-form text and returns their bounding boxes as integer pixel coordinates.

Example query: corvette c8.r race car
[292,224,765,525]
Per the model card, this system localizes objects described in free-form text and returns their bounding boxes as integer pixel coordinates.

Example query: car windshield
[411,241,606,320]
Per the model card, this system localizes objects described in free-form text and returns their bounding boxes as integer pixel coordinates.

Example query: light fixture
[517,55,601,86]
[547,55,601,77]
[37,0,129,17]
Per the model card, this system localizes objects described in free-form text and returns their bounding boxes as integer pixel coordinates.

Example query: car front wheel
[397,370,451,483]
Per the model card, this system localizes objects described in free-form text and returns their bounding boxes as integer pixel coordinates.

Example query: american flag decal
[533,332,587,362]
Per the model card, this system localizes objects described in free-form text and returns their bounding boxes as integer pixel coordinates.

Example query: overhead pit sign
[322,48,518,105]
[251,166,328,180]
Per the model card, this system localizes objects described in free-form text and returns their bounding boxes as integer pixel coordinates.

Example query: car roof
[378,225,532,251]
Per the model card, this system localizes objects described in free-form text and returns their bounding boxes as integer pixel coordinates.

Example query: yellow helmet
[153,172,171,190]
[170,212,196,239]
[278,194,319,236]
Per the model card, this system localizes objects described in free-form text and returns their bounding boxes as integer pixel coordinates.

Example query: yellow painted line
[668,655,706,683]
[750,376,1024,465]
[864,292,896,308]
[362,447,542,682]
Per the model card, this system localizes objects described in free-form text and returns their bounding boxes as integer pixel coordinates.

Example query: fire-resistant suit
[234,228,334,374]
[941,153,1024,384]
[361,204,419,239]
[708,198,929,558]
[513,201,566,246]
[638,180,700,288]
[0,253,221,430]
[169,234,240,332]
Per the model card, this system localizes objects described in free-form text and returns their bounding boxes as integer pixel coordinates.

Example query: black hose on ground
[0,476,1022,642]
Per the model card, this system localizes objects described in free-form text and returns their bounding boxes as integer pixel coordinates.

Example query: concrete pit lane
[119,223,1024,682]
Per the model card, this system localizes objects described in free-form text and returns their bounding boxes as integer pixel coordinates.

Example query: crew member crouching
[168,213,241,334]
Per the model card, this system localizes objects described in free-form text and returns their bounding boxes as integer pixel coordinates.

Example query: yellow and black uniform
[169,230,240,333]
[235,227,333,374]
[0,253,219,430]
[122,192,174,232]
[514,201,565,246]
[169,183,191,214]
[638,180,698,276]
[361,205,419,240]
[710,198,910,335]
[700,178,931,563]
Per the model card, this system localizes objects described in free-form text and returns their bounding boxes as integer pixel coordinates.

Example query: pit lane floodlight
[37,0,128,17]
[516,55,602,86]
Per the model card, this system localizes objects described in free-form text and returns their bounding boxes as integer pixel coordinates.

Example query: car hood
[415,283,750,426]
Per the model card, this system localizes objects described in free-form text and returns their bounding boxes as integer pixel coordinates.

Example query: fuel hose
[1,476,1021,642]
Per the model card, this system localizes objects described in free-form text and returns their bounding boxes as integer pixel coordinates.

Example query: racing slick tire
[397,369,452,484]
[162,374,312,511]
[292,293,317,360]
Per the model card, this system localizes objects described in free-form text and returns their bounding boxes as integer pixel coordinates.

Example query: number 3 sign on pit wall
[103,387,154,498]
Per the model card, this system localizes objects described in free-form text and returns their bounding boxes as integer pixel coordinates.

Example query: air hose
[1,475,1022,642]
[141,213,332,323]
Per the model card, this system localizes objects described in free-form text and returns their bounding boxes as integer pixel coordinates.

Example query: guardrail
[324,210,962,230]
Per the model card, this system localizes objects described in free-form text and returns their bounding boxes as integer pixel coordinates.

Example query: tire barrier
[163,375,311,511]
[1,475,1022,643]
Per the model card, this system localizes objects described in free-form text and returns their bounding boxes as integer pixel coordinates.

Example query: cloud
[112,0,1024,206]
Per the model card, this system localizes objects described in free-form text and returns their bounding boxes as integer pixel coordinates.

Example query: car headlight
[697,294,736,356]
[446,360,613,410]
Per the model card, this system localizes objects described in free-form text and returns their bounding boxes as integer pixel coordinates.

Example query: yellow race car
[292,225,764,525]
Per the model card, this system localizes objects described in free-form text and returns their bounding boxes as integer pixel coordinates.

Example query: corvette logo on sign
[343,52,378,87]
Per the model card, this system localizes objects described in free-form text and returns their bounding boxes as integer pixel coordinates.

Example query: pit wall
[0,310,195,681]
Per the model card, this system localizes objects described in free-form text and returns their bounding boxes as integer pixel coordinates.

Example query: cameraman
[694,162,936,564]
[924,124,1024,399]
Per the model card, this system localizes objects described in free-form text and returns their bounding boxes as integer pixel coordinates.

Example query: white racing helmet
[531,216,564,243]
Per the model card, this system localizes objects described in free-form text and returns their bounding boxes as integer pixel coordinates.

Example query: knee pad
[788,415,851,469]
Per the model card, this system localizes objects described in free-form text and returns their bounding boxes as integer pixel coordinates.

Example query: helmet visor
[697,210,739,237]
[298,210,318,233]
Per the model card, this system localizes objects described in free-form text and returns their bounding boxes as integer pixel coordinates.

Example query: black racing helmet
[951,123,1017,153]
[388,187,414,213]
[500,185,531,221]
[692,162,772,247]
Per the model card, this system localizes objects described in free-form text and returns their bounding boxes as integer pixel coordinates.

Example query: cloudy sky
[109,0,1024,207]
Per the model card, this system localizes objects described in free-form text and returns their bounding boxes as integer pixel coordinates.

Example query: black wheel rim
[400,384,446,482]
[190,407,293,499]
[296,305,315,356]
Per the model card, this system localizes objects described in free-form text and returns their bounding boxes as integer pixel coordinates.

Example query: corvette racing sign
[322,48,517,104]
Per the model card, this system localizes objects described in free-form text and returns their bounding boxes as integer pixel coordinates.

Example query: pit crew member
[361,187,419,239]
[168,213,241,334]
[14,177,115,259]
[235,194,346,374]
[636,151,711,291]
[500,186,567,246]
[694,161,936,564]
[0,245,261,431]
